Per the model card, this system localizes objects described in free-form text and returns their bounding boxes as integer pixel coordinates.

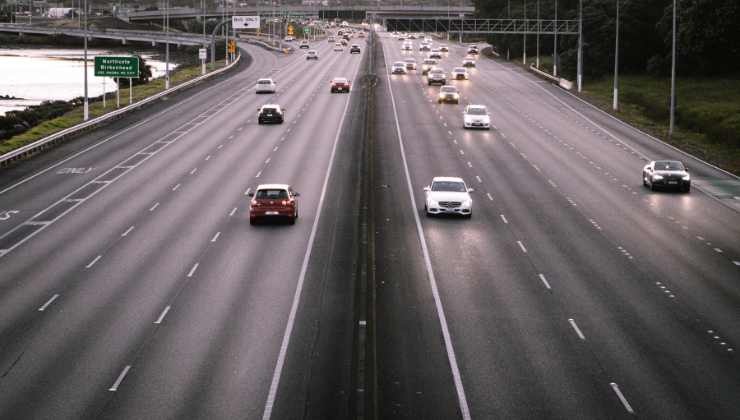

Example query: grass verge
[0,59,226,155]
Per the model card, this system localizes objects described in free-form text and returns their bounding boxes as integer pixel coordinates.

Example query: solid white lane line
[149,202,160,212]
[487,193,494,201]
[172,183,181,192]
[86,255,102,269]
[38,294,59,311]
[538,274,552,290]
[517,241,528,253]
[229,207,238,217]
[211,231,221,242]
[262,79,355,420]
[500,214,508,224]
[610,382,635,414]
[568,318,585,340]
[108,365,131,392]
[187,262,199,278]
[154,306,171,324]
[121,225,135,237]
[376,47,472,420]
[190,167,198,175]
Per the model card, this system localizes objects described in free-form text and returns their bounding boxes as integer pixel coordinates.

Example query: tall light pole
[522,0,526,65]
[553,0,558,77]
[577,0,583,92]
[535,0,539,68]
[447,0,450,41]
[668,0,677,138]
[507,0,510,60]
[83,0,88,120]
[613,0,619,111]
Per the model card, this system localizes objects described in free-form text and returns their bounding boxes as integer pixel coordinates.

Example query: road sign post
[199,47,207,75]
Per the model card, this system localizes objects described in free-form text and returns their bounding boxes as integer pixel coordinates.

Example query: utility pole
[613,0,619,111]
[507,0,510,60]
[522,0,526,65]
[577,0,583,92]
[83,0,88,120]
[553,0,557,77]
[668,0,677,139]
[165,0,170,89]
[536,0,539,69]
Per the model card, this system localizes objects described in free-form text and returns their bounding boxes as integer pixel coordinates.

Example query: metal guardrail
[0,51,241,168]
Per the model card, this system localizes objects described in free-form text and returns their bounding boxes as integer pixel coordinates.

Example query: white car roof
[257,78,274,82]
[393,61,405,66]
[256,184,290,190]
[432,176,465,183]
[466,104,487,110]
[453,67,466,72]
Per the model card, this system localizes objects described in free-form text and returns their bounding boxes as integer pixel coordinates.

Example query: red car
[330,77,351,93]
[248,184,299,225]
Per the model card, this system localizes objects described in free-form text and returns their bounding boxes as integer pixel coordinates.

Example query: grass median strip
[0,60,227,156]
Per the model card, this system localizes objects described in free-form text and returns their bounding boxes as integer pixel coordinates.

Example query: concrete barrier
[527,64,573,91]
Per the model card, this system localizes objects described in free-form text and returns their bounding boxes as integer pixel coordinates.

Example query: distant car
[438,85,460,104]
[333,42,344,51]
[328,36,335,42]
[428,51,442,60]
[255,78,277,94]
[299,40,310,49]
[350,44,361,54]
[391,61,407,74]
[451,67,469,80]
[424,177,473,218]
[306,50,319,60]
[419,44,431,52]
[248,184,299,225]
[462,58,476,67]
[643,160,691,192]
[341,38,348,46]
[404,58,417,70]
[439,45,449,52]
[427,68,447,85]
[330,77,351,93]
[421,58,438,74]
[463,104,491,129]
[283,36,295,42]
[402,42,413,51]
[257,104,284,124]
[467,45,479,55]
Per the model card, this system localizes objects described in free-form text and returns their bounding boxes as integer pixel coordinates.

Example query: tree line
[472,0,740,79]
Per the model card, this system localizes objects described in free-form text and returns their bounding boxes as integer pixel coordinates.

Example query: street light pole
[668,0,677,138]
[165,0,170,89]
[522,0,526,65]
[613,0,619,111]
[536,0,539,69]
[577,0,583,92]
[553,0,558,77]
[507,0,510,60]
[83,0,88,121]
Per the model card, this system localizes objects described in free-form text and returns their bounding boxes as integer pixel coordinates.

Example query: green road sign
[94,56,139,78]
[303,27,310,34]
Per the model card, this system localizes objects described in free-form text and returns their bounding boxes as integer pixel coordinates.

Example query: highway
[0,28,738,419]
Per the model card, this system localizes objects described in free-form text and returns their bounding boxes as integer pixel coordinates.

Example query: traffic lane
[0,45,276,239]
[371,41,463,420]
[95,50,364,420]
[421,64,740,417]
[448,63,740,340]
[0,46,350,342]
[381,44,626,418]
[0,47,362,418]
[469,55,740,255]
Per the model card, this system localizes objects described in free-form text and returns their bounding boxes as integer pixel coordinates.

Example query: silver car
[424,177,473,218]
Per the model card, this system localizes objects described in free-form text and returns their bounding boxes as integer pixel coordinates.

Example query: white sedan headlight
[653,174,664,180]
[462,199,472,207]
[682,174,690,181]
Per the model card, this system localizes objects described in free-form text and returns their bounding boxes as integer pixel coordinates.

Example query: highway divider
[0,51,242,168]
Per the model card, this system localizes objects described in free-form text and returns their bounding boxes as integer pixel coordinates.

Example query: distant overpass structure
[0,23,210,47]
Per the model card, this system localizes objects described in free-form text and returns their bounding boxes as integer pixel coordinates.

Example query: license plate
[668,181,678,185]
[266,211,279,215]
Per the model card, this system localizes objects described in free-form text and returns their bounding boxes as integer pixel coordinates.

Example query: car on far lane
[350,44,361,54]
[257,104,285,124]
[299,40,310,49]
[451,67,469,80]
[467,45,479,55]
[404,58,417,70]
[330,77,351,93]
[328,36,336,42]
[402,42,413,51]
[306,49,319,60]
[424,177,473,218]
[255,78,277,94]
[391,61,407,74]
[333,42,344,51]
[419,43,431,52]
[248,184,299,225]
[463,104,491,129]
[438,85,460,104]
[462,58,476,67]
[421,58,438,74]
[428,50,442,60]
[439,45,449,52]
[427,68,447,85]
[642,160,691,192]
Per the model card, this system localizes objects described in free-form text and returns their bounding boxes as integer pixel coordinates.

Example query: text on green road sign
[94,56,140,78]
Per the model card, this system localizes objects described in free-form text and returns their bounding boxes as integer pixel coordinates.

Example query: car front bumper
[426,205,471,216]
[464,121,490,129]
[652,179,690,190]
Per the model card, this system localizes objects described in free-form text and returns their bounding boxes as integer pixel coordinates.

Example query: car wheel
[683,184,691,193]
[650,182,657,191]
[289,216,296,225]
[258,119,263,125]
[464,213,472,219]
[250,218,257,225]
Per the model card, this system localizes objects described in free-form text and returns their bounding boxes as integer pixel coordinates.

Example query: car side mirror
[293,192,300,197]
[423,186,431,192]
[684,166,689,172]
[468,188,475,192]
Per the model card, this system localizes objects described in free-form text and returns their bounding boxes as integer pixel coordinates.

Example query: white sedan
[255,78,277,94]
[424,177,473,217]
[463,104,491,129]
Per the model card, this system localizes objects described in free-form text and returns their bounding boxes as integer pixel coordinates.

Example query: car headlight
[428,199,438,207]
[462,199,472,207]
[653,174,664,180]
[682,175,690,181]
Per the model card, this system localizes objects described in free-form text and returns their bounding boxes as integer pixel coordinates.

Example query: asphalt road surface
[0,29,738,420]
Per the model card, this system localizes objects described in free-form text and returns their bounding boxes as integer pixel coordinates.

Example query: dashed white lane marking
[121,225,135,237]
[172,183,181,192]
[538,274,551,290]
[532,164,541,173]
[190,167,198,175]
[500,132,507,139]
[714,248,723,253]
[187,262,199,278]
[85,255,102,269]
[265,158,271,164]
[228,135,234,140]
[211,231,221,242]
[38,294,59,311]
[500,214,508,224]
[466,161,472,168]
[548,179,557,188]
[734,261,740,266]
[486,193,494,201]
[217,144,223,150]
[610,382,635,414]
[448,130,453,135]
[205,155,211,161]
[476,176,482,183]
[273,146,279,152]
[229,207,238,217]
[256,170,262,178]
[517,241,528,253]
[459,150,465,155]
[149,202,160,212]
[244,188,252,196]
[154,306,171,324]
[108,365,131,392]
[568,318,586,340]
